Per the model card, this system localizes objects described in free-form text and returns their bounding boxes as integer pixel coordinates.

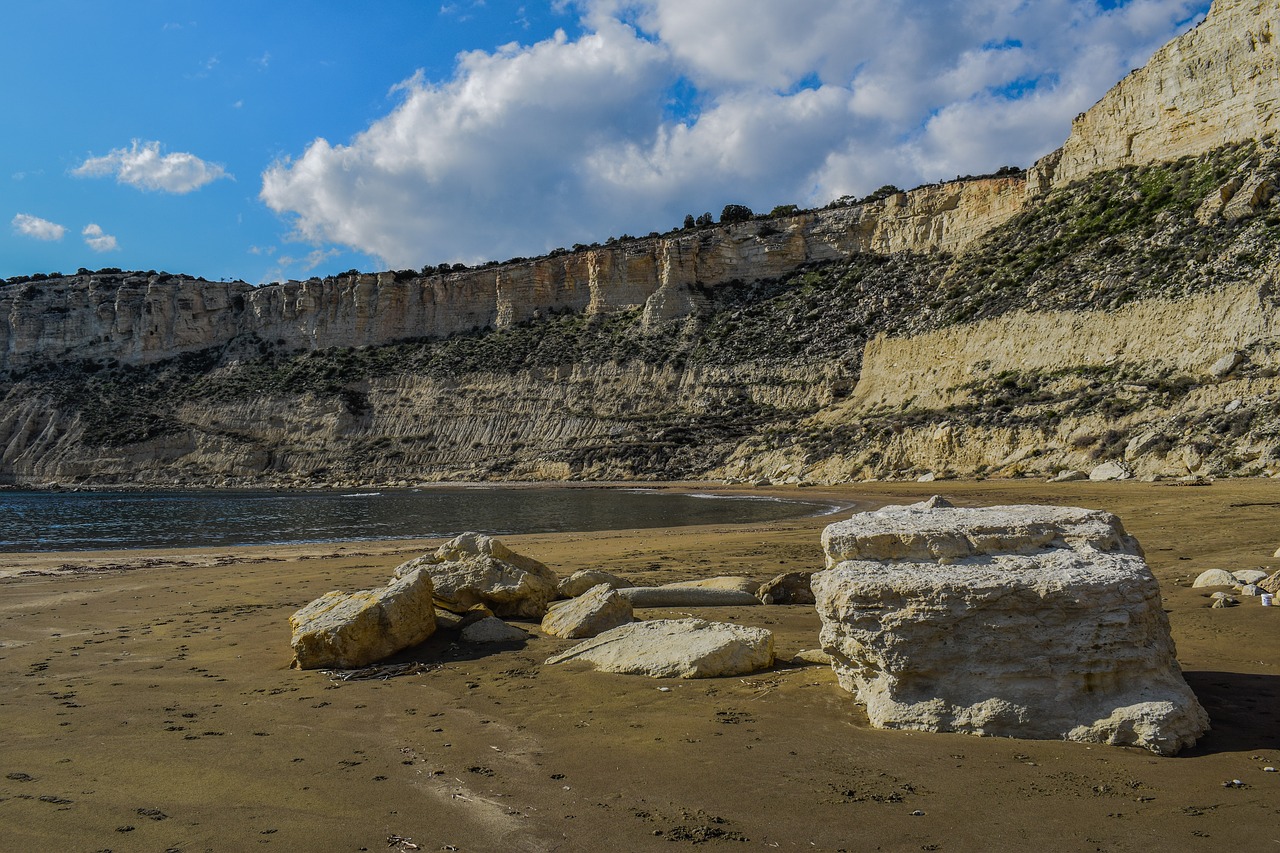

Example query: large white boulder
[541,583,633,639]
[394,532,559,618]
[545,618,774,678]
[289,568,437,669]
[815,502,1208,755]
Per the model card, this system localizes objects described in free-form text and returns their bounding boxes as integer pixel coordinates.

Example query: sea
[0,487,844,553]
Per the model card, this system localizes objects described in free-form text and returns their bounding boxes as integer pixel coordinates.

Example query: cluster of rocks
[290,498,1217,756]
[289,532,804,678]
[1192,566,1280,607]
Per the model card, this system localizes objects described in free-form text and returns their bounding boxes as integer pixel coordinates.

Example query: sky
[2,0,1211,285]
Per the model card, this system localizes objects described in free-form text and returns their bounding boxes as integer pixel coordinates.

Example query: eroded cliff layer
[2,0,1279,487]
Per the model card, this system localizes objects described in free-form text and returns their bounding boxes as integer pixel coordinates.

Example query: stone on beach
[1193,569,1239,588]
[1259,571,1280,595]
[541,583,633,639]
[557,569,630,598]
[1232,569,1269,585]
[394,532,559,619]
[617,586,761,607]
[545,618,775,678]
[814,501,1208,755]
[756,571,815,605]
[289,568,437,669]
[461,616,529,644]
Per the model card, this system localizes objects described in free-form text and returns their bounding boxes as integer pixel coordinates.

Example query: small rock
[557,569,629,599]
[756,571,815,605]
[1049,469,1088,483]
[1239,584,1261,596]
[790,648,832,665]
[1192,569,1239,588]
[1232,569,1269,585]
[1258,571,1280,595]
[460,617,528,644]
[1089,461,1132,481]
[1210,596,1238,608]
[1208,351,1243,378]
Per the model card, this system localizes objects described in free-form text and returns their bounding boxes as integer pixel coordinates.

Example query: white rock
[541,584,633,639]
[814,502,1207,755]
[289,567,437,669]
[394,532,559,618]
[822,501,1140,568]
[545,618,775,678]
[1209,351,1243,378]
[1232,569,1269,585]
[460,616,528,644]
[1192,569,1239,588]
[1049,469,1088,482]
[617,587,761,607]
[557,569,629,599]
[1089,461,1133,481]
[1239,584,1262,596]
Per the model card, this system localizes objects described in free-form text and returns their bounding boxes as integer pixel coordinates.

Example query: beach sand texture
[2,480,1278,851]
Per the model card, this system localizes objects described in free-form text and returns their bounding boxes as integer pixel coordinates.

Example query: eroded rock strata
[2,0,1280,487]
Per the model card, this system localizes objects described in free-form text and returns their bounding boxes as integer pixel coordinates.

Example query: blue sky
[3,0,1210,284]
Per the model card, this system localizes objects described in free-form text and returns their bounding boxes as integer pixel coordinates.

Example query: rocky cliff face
[2,0,1279,488]
[1048,0,1280,189]
[0,177,1029,374]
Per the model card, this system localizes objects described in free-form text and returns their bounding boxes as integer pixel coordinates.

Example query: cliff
[0,177,1028,373]
[2,0,1279,488]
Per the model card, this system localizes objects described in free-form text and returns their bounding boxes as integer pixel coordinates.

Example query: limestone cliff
[1048,0,1280,189]
[0,177,1028,374]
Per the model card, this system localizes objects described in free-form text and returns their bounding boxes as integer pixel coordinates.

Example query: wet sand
[1,480,1278,852]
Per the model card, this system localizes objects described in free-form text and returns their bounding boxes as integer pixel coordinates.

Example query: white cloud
[82,223,118,252]
[12,213,66,241]
[261,0,1209,268]
[74,140,231,194]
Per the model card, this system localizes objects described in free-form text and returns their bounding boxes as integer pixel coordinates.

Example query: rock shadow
[1180,670,1280,755]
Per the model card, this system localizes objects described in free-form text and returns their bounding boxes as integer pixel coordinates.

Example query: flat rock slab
[815,500,1208,755]
[617,587,760,607]
[545,618,774,678]
[290,567,437,669]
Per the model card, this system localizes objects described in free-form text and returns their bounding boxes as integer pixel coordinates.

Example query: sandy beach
[2,479,1278,852]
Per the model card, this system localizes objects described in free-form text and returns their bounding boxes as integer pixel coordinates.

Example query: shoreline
[2,478,1278,851]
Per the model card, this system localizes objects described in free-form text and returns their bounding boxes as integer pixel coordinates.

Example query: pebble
[1223,779,1246,788]
[1264,767,1277,773]
[910,810,925,816]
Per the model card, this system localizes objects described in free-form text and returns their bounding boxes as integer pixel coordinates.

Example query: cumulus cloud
[82,223,119,252]
[74,140,231,194]
[262,0,1209,268]
[12,213,67,241]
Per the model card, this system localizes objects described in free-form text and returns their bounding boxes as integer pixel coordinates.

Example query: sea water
[0,487,841,552]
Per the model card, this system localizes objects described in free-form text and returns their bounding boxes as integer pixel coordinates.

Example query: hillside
[2,0,1278,488]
